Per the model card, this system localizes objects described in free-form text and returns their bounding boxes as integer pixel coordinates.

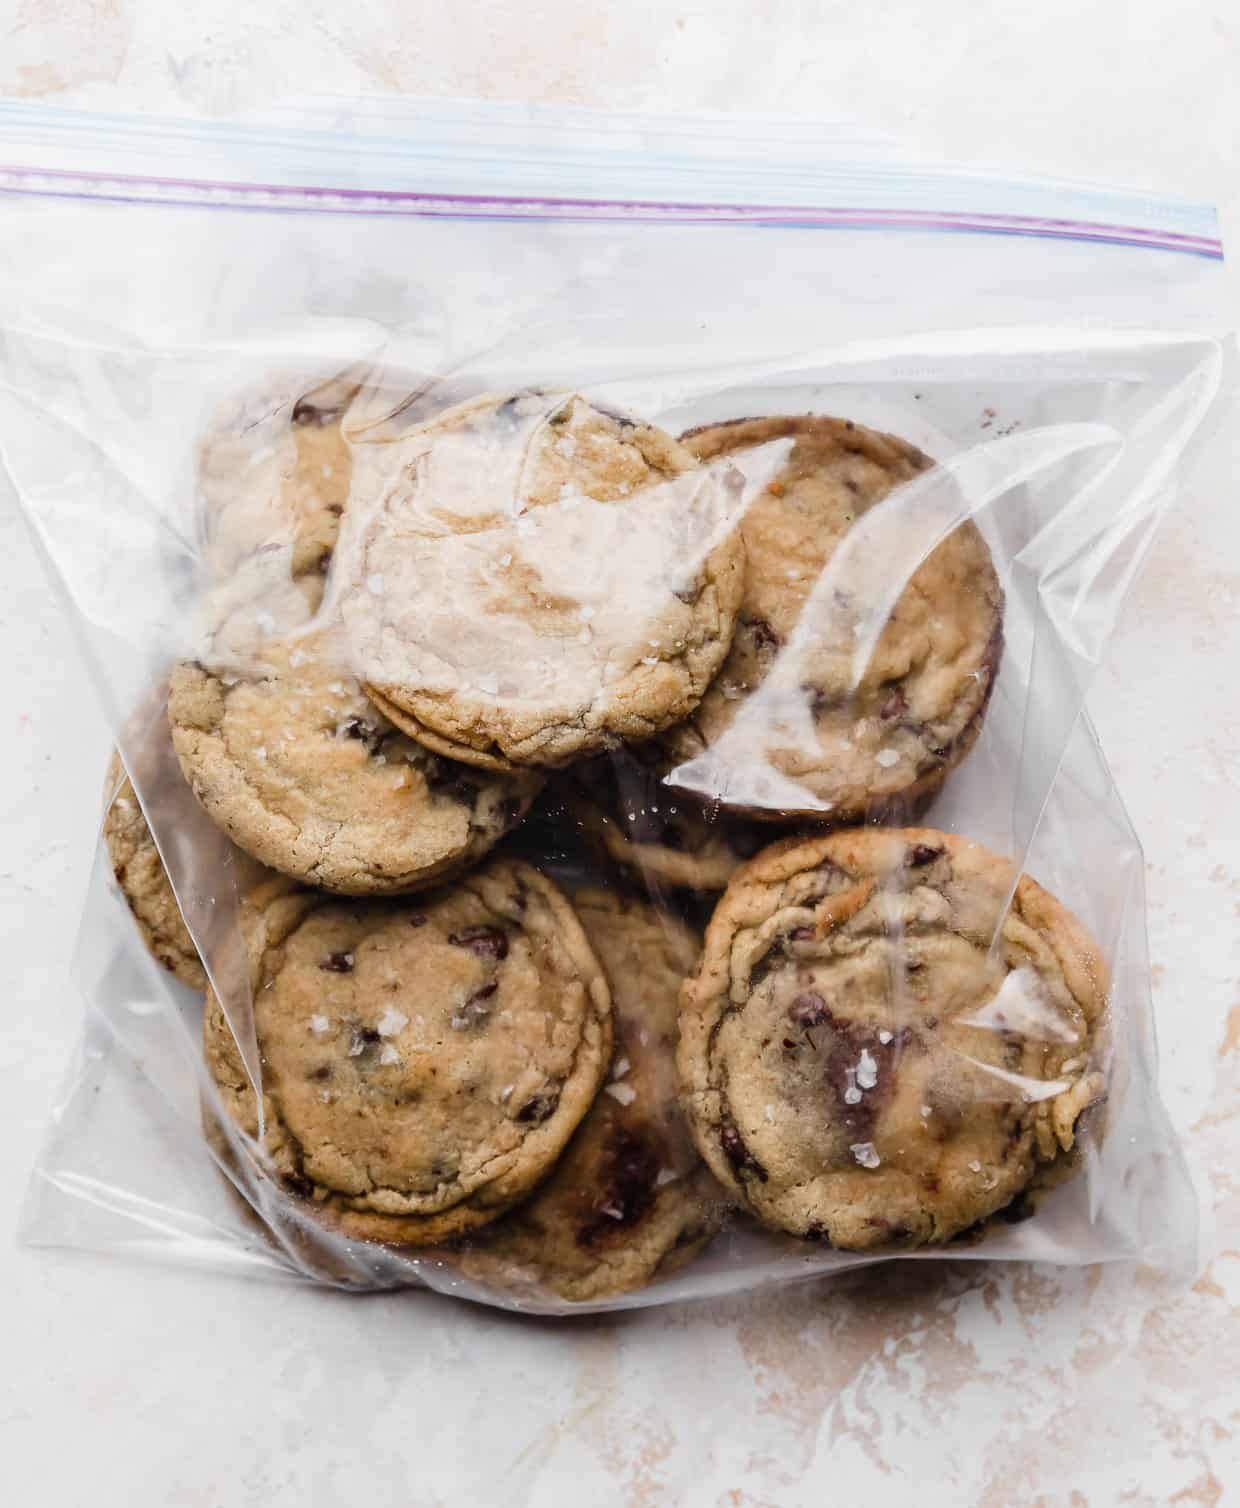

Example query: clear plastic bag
[1,98,1226,1313]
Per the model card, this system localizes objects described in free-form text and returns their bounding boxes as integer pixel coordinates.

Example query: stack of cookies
[104,378,1108,1304]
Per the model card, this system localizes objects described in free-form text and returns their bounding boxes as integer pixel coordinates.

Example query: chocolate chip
[319,951,354,973]
[906,844,943,868]
[309,1065,333,1082]
[788,926,817,942]
[450,982,498,1031]
[428,769,481,807]
[516,1091,559,1122]
[999,1192,1036,1224]
[747,617,781,655]
[880,686,908,720]
[782,1037,799,1052]
[285,1173,316,1198]
[447,925,508,961]
[409,915,428,928]
[720,1124,768,1182]
[789,992,830,1027]
[348,1025,381,1055]
[337,717,387,754]
[576,1129,661,1248]
[497,796,522,827]
[805,1222,832,1244]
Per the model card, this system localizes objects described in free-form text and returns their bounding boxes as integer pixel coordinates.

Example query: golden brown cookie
[662,416,1002,821]
[678,828,1107,1249]
[203,861,612,1245]
[458,889,723,1301]
[331,391,747,771]
[168,625,543,896]
[102,756,206,990]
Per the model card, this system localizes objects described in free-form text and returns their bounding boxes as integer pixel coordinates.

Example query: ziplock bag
[0,98,1226,1313]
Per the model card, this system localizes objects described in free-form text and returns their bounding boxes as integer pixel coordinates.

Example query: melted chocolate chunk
[788,926,817,942]
[789,992,830,1028]
[516,1091,560,1123]
[447,925,509,961]
[720,1124,768,1182]
[409,914,428,928]
[284,1172,316,1198]
[576,1129,661,1248]
[450,982,498,1031]
[747,617,782,655]
[906,844,944,868]
[822,1024,911,1137]
[319,951,354,973]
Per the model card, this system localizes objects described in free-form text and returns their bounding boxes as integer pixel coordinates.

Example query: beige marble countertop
[1,4,1237,1503]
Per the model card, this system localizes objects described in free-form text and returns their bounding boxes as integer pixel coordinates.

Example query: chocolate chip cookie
[332,391,747,771]
[459,889,722,1300]
[662,416,1002,820]
[678,828,1107,1248]
[168,625,543,896]
[103,756,206,990]
[203,861,612,1245]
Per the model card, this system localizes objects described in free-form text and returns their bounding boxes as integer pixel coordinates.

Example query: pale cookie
[103,756,206,990]
[662,416,1002,820]
[331,391,746,771]
[678,828,1107,1249]
[203,861,613,1245]
[169,625,543,896]
[459,889,722,1301]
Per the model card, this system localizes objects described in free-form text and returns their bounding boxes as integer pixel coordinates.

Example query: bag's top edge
[0,98,1222,258]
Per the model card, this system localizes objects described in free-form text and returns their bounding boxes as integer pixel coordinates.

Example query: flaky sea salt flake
[379,1044,401,1066]
[856,1048,878,1090]
[309,1015,331,1035]
[377,1007,409,1038]
[850,1141,881,1169]
[875,749,900,768]
[605,1082,637,1106]
[878,1030,893,1044]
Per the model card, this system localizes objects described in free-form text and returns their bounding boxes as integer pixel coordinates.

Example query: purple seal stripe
[0,162,1223,259]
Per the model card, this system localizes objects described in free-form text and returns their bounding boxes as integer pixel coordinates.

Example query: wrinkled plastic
[0,98,1227,1312]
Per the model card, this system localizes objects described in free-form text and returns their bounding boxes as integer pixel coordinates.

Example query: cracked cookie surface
[103,756,206,990]
[662,416,1002,820]
[459,888,723,1301]
[203,861,612,1244]
[168,625,543,895]
[332,391,746,770]
[678,828,1107,1248]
